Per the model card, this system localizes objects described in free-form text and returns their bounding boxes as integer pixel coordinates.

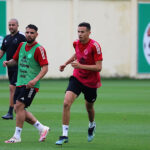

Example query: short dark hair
[78,22,91,31]
[26,24,38,31]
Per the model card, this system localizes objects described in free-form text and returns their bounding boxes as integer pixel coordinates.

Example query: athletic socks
[8,106,14,115]
[89,121,96,128]
[62,125,69,137]
[61,122,95,137]
[33,120,45,132]
[13,121,45,139]
[13,127,22,139]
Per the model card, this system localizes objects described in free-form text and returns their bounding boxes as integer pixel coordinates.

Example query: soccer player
[0,18,26,120]
[3,24,49,143]
[56,22,103,145]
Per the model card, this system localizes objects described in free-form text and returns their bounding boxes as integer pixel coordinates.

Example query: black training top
[1,31,26,71]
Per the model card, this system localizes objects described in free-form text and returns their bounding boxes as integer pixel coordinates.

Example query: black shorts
[8,70,17,86]
[66,76,97,103]
[14,86,36,108]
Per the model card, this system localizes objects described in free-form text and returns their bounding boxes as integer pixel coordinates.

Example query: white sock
[89,121,96,128]
[62,125,69,137]
[13,127,22,139]
[33,120,45,132]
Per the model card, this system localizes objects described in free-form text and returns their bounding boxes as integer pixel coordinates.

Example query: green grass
[0,79,150,150]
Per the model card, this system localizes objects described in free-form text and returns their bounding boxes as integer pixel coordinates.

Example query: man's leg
[25,111,36,125]
[56,91,77,145]
[2,84,15,119]
[85,101,96,142]
[15,101,26,128]
[25,111,50,142]
[5,101,25,143]
[85,101,95,122]
[2,70,17,120]
[62,91,77,125]
[9,84,15,107]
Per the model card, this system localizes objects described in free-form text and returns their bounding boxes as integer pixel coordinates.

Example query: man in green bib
[3,24,50,143]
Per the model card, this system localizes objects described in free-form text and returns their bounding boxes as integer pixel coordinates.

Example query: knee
[15,102,24,112]
[15,103,21,111]
[63,100,71,110]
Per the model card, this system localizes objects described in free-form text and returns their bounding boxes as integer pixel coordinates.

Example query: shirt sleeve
[13,42,24,61]
[1,37,6,51]
[34,46,48,66]
[73,41,76,49]
[92,42,103,62]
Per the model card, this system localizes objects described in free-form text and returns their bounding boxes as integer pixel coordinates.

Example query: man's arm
[26,65,48,88]
[71,60,102,72]
[0,50,5,59]
[3,59,18,67]
[59,53,76,72]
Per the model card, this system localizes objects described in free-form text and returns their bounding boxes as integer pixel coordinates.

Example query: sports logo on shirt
[84,49,88,55]
[27,53,32,58]
[143,23,150,65]
[13,38,18,44]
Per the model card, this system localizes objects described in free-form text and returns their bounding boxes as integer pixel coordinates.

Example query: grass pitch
[0,78,150,150]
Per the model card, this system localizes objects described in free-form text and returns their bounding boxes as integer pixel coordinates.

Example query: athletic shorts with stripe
[14,86,36,108]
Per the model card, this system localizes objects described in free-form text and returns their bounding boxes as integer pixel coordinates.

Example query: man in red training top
[56,22,103,145]
[3,24,49,143]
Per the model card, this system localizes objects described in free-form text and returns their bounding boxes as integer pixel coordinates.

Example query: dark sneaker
[55,136,68,145]
[2,113,13,120]
[88,126,96,142]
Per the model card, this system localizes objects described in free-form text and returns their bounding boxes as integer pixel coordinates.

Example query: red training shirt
[73,39,103,88]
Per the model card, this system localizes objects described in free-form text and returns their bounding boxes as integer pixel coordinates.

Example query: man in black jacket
[0,18,26,120]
